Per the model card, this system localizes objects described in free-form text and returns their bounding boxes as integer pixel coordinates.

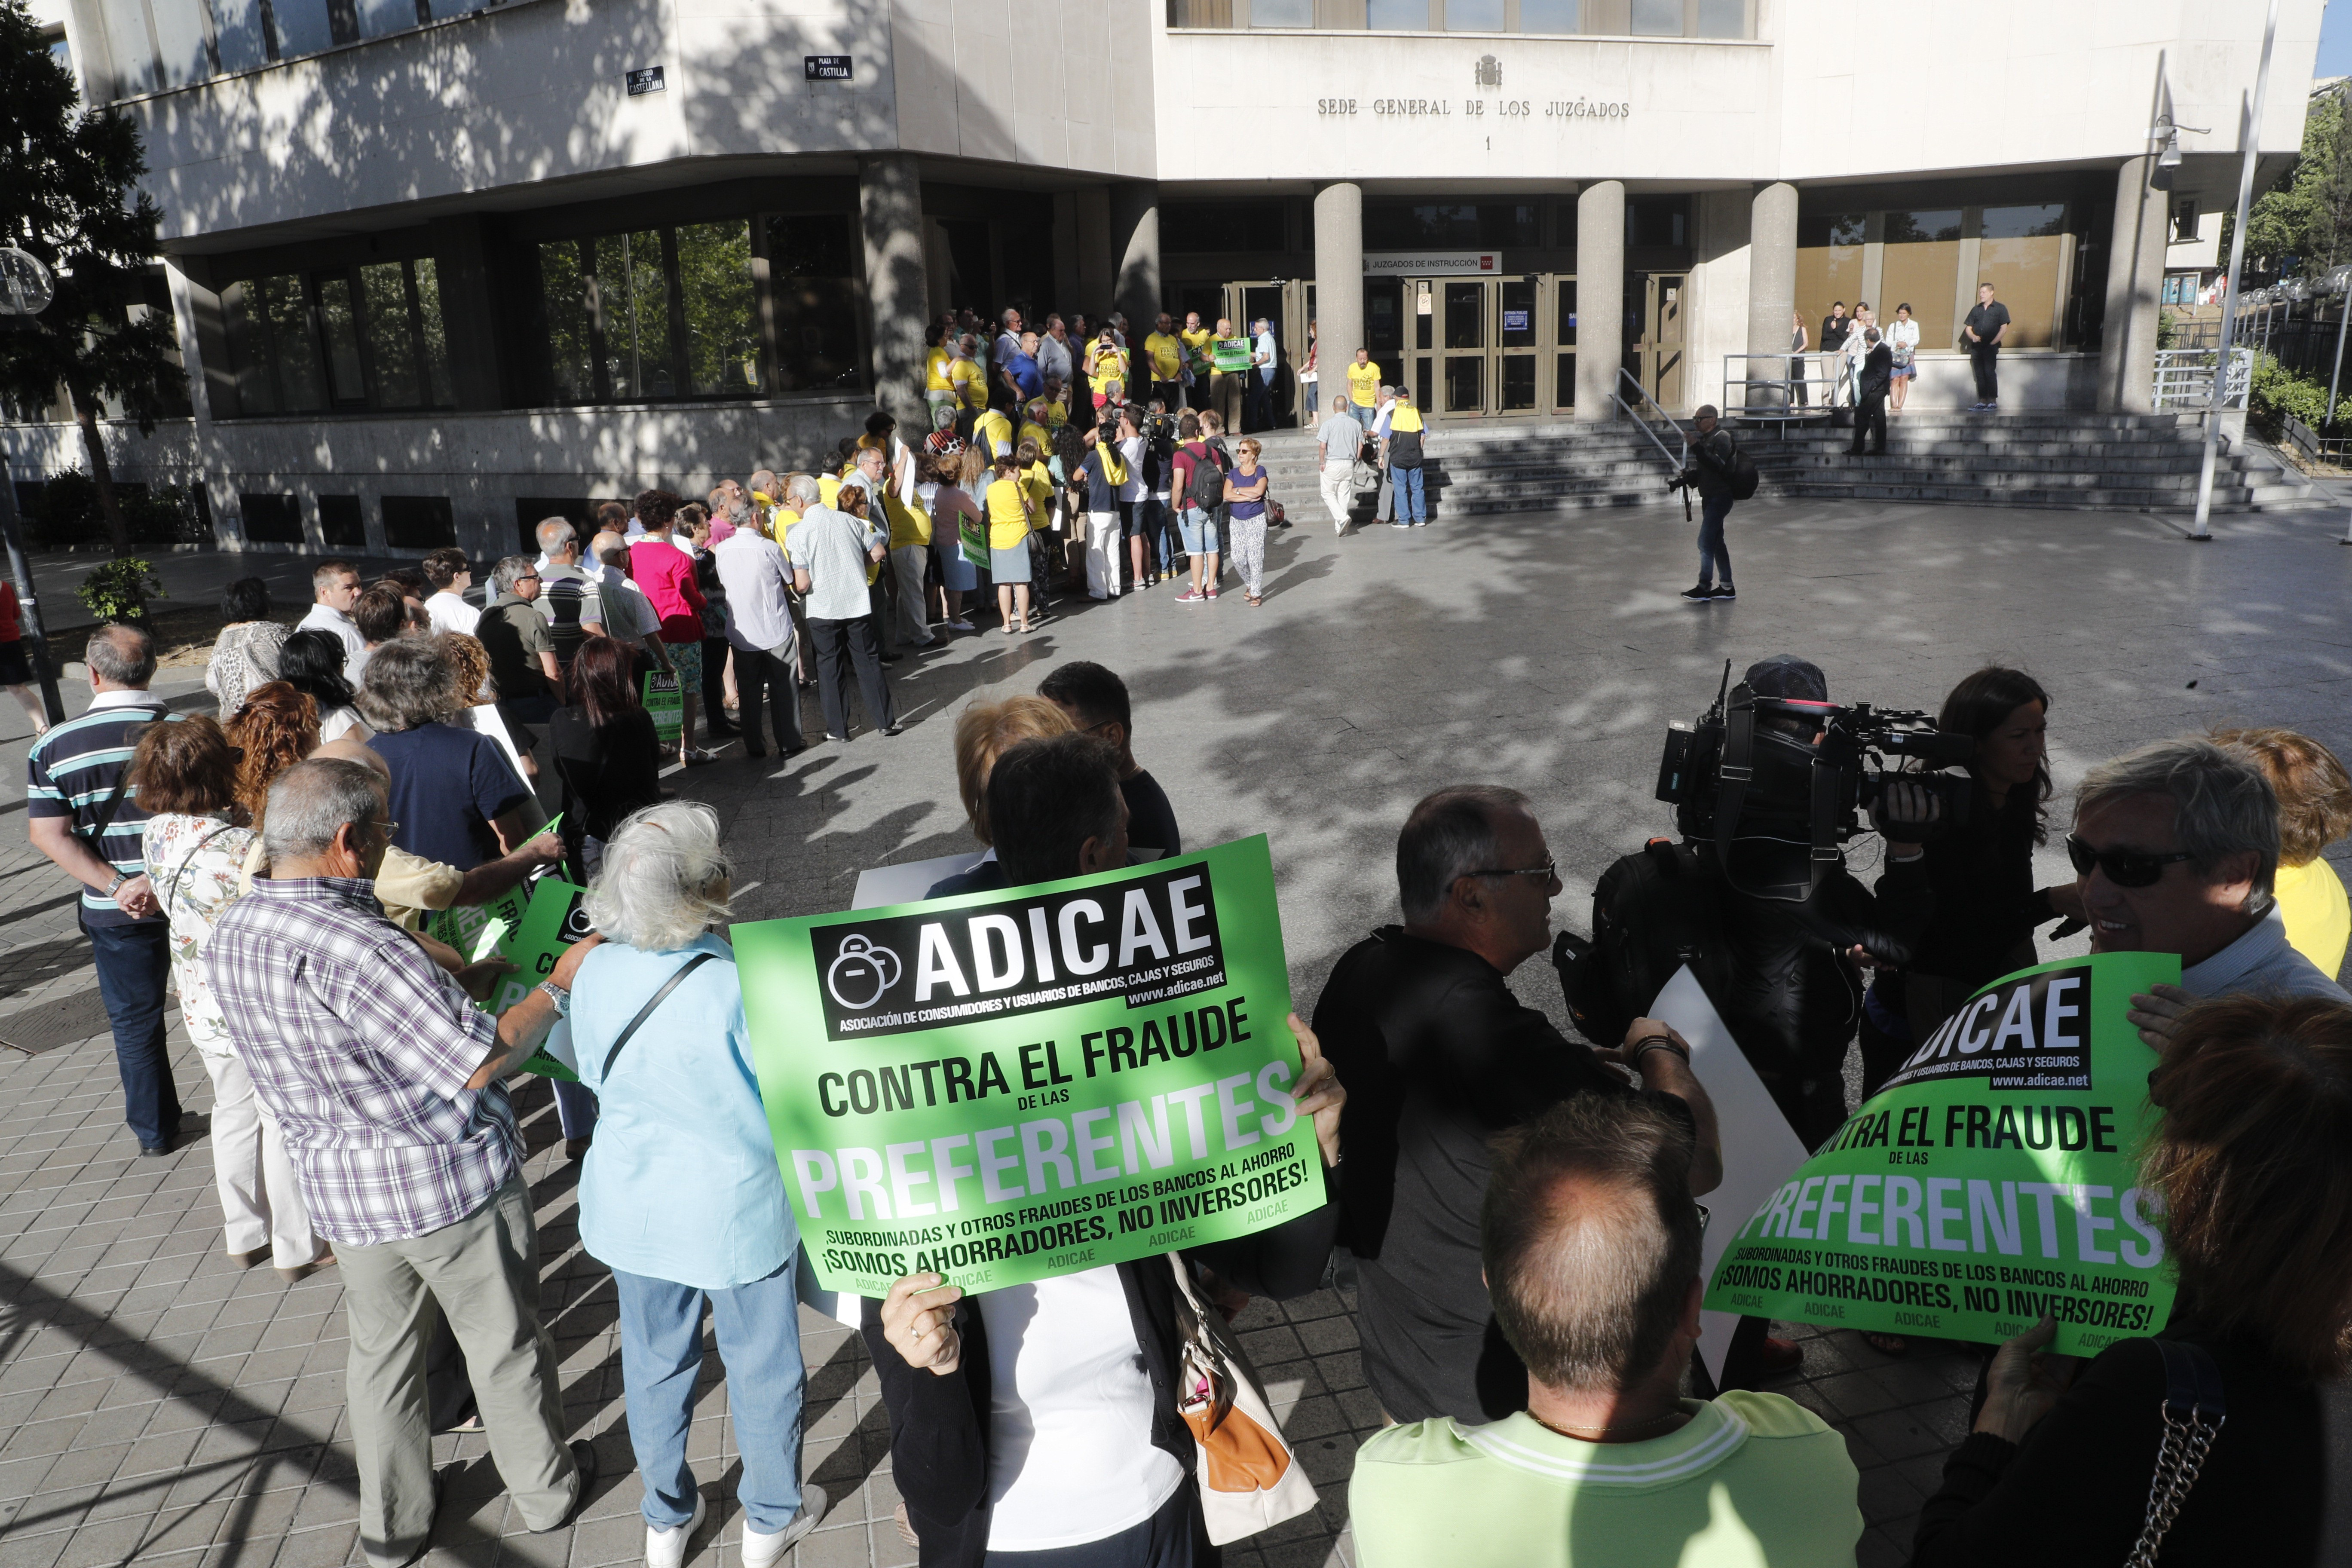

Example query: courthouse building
[3,0,2322,555]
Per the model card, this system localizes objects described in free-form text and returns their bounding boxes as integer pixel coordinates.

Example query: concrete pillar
[2098,155,2170,413]
[1575,181,1626,422]
[858,152,930,429]
[1108,182,1161,339]
[1076,187,1114,320]
[1314,181,1365,410]
[1745,181,1798,411]
[164,254,232,422]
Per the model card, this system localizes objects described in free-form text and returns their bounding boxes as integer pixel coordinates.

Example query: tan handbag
[1166,1255,1320,1544]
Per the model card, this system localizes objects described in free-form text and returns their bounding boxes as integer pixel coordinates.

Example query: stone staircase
[1239,410,2326,522]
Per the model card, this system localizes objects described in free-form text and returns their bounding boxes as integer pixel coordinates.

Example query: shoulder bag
[2122,1339,2227,1568]
[1167,1255,1320,1544]
[597,950,719,1082]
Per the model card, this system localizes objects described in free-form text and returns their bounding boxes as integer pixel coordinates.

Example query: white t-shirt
[975,1266,1187,1550]
[295,602,366,666]
[1117,436,1147,504]
[426,591,480,637]
[1885,318,1921,364]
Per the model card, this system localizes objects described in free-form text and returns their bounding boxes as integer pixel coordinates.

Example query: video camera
[1654,662,1974,901]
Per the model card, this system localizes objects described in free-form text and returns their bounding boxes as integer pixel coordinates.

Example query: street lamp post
[0,246,65,726]
[2192,0,2280,541]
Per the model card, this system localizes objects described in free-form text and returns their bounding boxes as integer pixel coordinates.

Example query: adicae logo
[826,934,903,1011]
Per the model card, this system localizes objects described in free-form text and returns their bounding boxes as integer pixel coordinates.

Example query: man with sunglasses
[1312,785,1725,1427]
[2067,739,2347,1047]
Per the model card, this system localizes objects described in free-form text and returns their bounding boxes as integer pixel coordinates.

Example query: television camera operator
[1561,654,1950,1381]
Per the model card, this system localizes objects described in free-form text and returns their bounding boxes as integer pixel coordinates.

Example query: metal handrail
[2153,346,2252,411]
[1613,367,1690,472]
[1721,352,1844,420]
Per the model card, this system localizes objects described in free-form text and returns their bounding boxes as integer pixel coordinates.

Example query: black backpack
[1555,838,1734,1047]
[1721,433,1761,500]
[1186,442,1230,511]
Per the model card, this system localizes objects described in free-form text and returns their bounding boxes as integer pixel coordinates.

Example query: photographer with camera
[1675,406,1746,603]
[1138,399,1181,586]
[1568,655,1944,1380]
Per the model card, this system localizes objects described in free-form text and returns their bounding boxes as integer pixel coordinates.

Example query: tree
[2226,83,2352,281]
[0,0,178,554]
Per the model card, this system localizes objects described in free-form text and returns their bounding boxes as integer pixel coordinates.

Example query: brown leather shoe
[276,1249,337,1285]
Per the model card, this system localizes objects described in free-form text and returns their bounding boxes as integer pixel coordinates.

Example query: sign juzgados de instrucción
[735,837,1326,1298]
[1703,951,2182,1357]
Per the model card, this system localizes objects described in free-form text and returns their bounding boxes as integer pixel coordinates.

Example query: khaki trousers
[338,1174,577,1567]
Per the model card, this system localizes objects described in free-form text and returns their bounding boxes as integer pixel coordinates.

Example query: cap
[1744,654,1828,703]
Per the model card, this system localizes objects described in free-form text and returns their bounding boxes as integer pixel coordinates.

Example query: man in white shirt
[295,559,367,665]
[2069,738,2352,1052]
[588,532,673,675]
[1316,394,1363,536]
[784,476,899,741]
[1248,317,1278,432]
[712,518,803,759]
[421,548,481,636]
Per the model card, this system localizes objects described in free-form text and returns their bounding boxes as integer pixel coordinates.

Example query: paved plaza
[3,494,2349,1568]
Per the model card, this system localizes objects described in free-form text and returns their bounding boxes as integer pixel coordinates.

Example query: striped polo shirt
[26,690,180,928]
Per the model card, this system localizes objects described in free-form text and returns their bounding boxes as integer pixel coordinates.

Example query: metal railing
[2153,346,2253,411]
[1721,352,1849,420]
[1613,367,1690,472]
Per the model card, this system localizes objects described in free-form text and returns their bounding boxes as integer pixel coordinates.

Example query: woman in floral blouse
[128,715,329,1283]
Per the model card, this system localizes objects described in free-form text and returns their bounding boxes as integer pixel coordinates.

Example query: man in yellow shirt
[924,324,958,429]
[1346,347,1382,430]
[1179,311,1216,395]
[972,400,1015,463]
[1143,313,1186,410]
[950,336,988,413]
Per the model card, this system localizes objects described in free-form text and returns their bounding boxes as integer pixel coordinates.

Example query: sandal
[680,747,718,767]
[1860,1332,1911,1357]
[1246,594,1263,607]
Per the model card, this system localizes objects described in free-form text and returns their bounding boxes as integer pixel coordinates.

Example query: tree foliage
[0,0,179,553]
[2232,83,2352,279]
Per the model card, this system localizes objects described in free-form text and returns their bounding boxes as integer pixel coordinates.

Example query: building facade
[2,0,2321,557]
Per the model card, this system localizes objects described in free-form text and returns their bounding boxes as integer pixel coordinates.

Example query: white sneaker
[644,1493,707,1568]
[742,1485,829,1568]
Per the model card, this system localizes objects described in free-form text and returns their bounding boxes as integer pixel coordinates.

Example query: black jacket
[1859,343,1894,399]
[1687,426,1739,501]
[863,1200,1339,1567]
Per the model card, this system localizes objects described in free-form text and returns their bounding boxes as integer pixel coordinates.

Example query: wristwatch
[104,871,129,897]
[536,980,571,1017]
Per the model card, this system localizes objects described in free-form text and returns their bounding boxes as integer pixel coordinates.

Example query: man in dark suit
[1850,327,1893,456]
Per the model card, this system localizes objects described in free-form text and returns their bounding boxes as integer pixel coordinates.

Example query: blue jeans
[1145,498,1174,573]
[551,1080,598,1141]
[1393,465,1427,524]
[86,918,180,1148]
[1698,493,1734,587]
[613,1257,808,1532]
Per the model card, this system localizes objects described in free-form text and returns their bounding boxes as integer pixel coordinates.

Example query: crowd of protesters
[19,535,2352,1568]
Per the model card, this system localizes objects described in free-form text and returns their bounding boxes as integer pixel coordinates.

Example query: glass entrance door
[1220,280,1304,425]
[1629,272,1688,411]
[1434,278,1545,417]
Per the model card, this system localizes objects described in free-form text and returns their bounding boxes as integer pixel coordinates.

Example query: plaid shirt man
[207,875,521,1247]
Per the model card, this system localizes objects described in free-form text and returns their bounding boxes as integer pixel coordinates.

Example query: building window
[1366,202,1537,250]
[1796,212,1867,328]
[1978,202,2068,349]
[1694,0,1746,35]
[1880,209,1962,353]
[225,261,455,415]
[239,493,305,544]
[536,218,764,404]
[382,494,455,548]
[99,0,505,98]
[1366,0,1427,28]
[1629,0,1681,34]
[1521,0,1578,30]
[1627,196,1690,251]
[765,214,863,395]
[1253,0,1312,23]
[1446,0,1504,29]
[1164,202,1289,254]
[318,493,365,548]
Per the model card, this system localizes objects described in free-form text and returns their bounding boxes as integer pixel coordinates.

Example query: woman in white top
[422,546,481,635]
[279,629,374,743]
[1297,318,1320,429]
[127,715,328,1280]
[1116,410,1153,591]
[1886,302,1923,413]
[1844,300,1876,405]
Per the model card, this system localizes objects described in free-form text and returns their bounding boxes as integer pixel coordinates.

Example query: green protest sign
[735,836,1325,1299]
[425,885,527,960]
[959,508,988,570]
[1703,952,2181,1356]
[429,876,591,1080]
[1211,337,1254,373]
[643,670,683,750]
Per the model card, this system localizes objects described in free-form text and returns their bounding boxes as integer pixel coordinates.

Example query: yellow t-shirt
[985,478,1032,549]
[973,407,1014,459]
[884,491,932,550]
[817,474,842,508]
[1347,360,1382,407]
[925,347,955,393]
[1018,420,1052,458]
[951,357,987,409]
[1179,327,1214,372]
[1044,401,1070,429]
[1022,461,1055,509]
[1085,344,1129,394]
[1144,332,1184,383]
[772,505,801,550]
[2275,857,2351,981]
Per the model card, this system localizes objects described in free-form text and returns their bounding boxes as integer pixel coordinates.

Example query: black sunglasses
[2064,833,2193,889]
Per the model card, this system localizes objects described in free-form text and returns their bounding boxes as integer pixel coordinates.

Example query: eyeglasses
[2064,834,2193,888]
[1465,859,1560,887]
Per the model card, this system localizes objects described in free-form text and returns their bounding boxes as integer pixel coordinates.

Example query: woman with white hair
[564,802,825,1568]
